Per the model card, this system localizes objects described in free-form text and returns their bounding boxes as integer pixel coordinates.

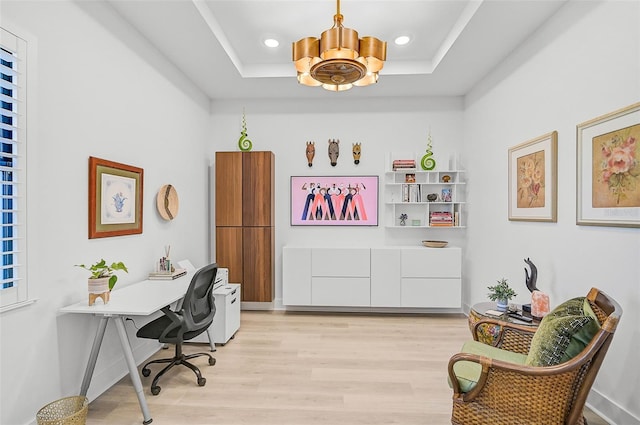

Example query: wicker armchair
[448,288,622,425]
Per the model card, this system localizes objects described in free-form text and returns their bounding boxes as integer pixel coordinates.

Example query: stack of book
[430,211,454,227]
[148,268,187,280]
[392,159,416,170]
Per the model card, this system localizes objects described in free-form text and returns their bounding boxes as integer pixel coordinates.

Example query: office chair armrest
[158,305,186,341]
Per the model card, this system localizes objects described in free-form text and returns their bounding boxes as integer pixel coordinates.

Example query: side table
[469,302,539,345]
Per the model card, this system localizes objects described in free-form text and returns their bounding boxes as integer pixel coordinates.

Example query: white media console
[282,246,461,309]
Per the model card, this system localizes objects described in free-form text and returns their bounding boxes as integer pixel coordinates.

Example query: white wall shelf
[385,153,466,229]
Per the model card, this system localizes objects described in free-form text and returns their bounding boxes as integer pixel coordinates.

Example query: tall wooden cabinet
[215,151,275,302]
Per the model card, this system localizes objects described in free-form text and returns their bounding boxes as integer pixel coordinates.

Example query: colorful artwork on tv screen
[291,176,379,226]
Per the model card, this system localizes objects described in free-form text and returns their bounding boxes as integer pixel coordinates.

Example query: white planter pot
[88,277,110,305]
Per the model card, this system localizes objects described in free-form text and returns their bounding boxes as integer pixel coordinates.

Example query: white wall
[209,97,467,307]
[1,2,211,424]
[464,1,640,423]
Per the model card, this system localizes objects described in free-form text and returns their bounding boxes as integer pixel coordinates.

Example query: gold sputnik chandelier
[292,0,387,92]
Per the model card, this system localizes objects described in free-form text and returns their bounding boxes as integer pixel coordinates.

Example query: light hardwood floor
[86,311,608,425]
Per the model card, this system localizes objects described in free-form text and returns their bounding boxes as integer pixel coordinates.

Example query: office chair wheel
[142,368,151,377]
[198,377,206,386]
[151,385,161,395]
[208,357,216,366]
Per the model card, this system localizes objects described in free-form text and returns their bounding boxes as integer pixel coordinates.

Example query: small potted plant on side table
[487,278,517,312]
[76,259,128,306]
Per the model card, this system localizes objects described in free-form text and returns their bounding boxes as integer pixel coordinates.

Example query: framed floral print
[508,131,558,222]
[89,156,144,238]
[577,102,640,227]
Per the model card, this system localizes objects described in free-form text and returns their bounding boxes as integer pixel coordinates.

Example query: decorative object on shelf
[291,175,378,226]
[237,109,253,151]
[441,188,452,202]
[305,141,315,167]
[426,193,438,202]
[399,214,407,226]
[422,240,448,248]
[441,174,451,183]
[88,157,143,239]
[352,142,361,164]
[508,131,558,222]
[76,259,128,305]
[411,219,421,226]
[156,184,179,220]
[577,102,640,227]
[292,0,386,92]
[421,130,436,170]
[328,139,340,166]
[487,278,517,312]
[405,173,416,183]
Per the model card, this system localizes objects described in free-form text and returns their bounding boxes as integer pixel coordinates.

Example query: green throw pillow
[525,297,600,366]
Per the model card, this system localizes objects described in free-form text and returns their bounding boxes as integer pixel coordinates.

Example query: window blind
[0,27,27,311]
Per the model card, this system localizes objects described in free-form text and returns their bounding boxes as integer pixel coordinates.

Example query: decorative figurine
[399,213,408,226]
[524,257,538,292]
[305,141,315,167]
[238,109,253,151]
[523,257,549,319]
[328,139,340,167]
[352,143,361,165]
[421,129,436,170]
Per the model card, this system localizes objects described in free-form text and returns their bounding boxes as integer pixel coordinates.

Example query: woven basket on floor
[36,396,88,425]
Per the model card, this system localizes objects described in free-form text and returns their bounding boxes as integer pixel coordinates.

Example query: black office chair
[137,263,218,395]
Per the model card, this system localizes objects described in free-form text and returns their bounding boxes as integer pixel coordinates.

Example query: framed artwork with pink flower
[508,131,558,222]
[577,102,640,227]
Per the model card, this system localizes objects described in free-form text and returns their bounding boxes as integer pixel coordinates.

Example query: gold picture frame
[577,102,640,227]
[508,131,558,222]
[89,156,144,238]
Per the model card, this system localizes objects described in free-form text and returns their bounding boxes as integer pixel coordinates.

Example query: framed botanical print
[509,131,558,222]
[89,156,144,238]
[577,102,640,227]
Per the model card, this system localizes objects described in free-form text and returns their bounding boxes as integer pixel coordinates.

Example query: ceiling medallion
[292,0,387,92]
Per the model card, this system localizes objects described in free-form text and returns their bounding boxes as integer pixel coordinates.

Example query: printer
[214,267,228,290]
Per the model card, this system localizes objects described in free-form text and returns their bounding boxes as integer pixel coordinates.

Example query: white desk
[60,272,204,424]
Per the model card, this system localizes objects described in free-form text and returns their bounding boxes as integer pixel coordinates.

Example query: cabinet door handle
[231,289,237,296]
[230,298,237,304]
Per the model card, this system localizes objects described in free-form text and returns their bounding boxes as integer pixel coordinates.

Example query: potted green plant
[76,259,128,305]
[487,278,517,311]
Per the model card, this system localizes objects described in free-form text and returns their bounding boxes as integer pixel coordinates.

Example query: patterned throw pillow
[525,297,601,367]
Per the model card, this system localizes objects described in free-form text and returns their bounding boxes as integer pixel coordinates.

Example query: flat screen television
[290,175,379,226]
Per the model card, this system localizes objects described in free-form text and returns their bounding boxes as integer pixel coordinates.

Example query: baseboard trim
[587,387,640,425]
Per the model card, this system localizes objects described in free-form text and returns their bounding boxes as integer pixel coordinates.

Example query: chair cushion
[525,297,601,367]
[449,340,528,392]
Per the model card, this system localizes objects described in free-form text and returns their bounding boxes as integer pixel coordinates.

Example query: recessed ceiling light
[394,35,411,46]
[264,38,279,48]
